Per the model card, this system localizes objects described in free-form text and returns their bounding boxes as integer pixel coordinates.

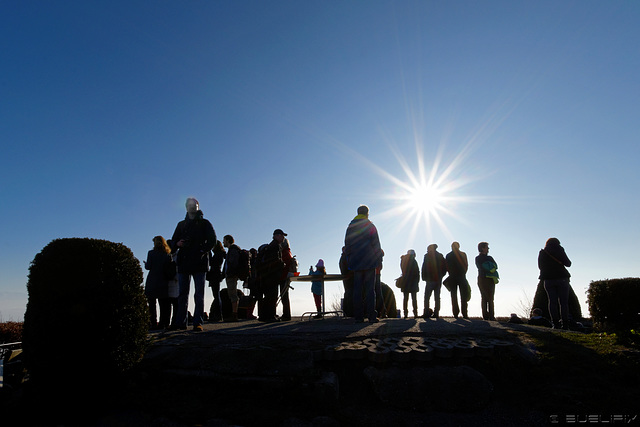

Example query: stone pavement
[143,316,536,388]
[135,317,548,426]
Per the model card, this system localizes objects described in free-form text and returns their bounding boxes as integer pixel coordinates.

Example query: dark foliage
[22,238,148,390]
[588,277,640,330]
[0,321,23,343]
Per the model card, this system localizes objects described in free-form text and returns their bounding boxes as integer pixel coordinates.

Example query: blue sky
[2,1,639,321]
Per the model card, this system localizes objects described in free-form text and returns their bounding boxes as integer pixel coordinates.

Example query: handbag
[395,276,405,289]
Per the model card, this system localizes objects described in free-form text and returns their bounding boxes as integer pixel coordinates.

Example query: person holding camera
[170,197,217,331]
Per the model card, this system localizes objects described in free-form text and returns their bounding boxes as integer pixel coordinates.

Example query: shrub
[23,238,148,389]
[587,278,640,330]
[0,321,23,344]
[532,279,583,320]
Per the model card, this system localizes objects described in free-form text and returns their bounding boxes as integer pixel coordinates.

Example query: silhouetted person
[279,237,295,321]
[372,255,386,318]
[207,240,225,322]
[528,307,553,327]
[344,205,383,323]
[422,244,447,319]
[143,236,173,329]
[400,250,420,318]
[445,242,470,319]
[339,246,354,316]
[538,237,572,329]
[258,229,286,322]
[171,197,217,331]
[309,259,326,318]
[475,241,498,321]
[223,235,241,322]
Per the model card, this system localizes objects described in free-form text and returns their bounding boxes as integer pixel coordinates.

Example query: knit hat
[316,259,324,268]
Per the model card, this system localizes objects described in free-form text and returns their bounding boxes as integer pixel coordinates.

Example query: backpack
[237,249,251,281]
[256,242,283,281]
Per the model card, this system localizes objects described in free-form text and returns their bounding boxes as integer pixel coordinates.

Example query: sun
[405,182,445,218]
[372,140,481,241]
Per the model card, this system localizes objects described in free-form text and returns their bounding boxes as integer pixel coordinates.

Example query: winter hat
[316,259,324,268]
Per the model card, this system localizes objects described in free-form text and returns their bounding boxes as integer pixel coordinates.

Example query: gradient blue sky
[2,1,639,321]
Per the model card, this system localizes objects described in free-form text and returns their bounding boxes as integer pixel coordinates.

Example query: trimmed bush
[23,238,148,389]
[587,278,640,330]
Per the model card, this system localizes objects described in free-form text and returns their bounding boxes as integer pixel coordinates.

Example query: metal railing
[1,341,23,389]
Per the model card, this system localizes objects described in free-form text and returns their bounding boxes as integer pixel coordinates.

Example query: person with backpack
[223,235,244,322]
[257,229,287,322]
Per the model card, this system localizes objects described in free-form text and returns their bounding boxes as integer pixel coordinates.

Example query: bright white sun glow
[373,138,486,242]
[405,182,445,217]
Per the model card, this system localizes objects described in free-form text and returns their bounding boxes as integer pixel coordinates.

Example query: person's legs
[169,297,178,327]
[487,281,496,320]
[176,273,191,328]
[477,277,489,320]
[374,273,385,318]
[450,281,460,318]
[210,280,222,321]
[353,271,365,321]
[433,282,441,317]
[192,272,206,327]
[260,279,278,321]
[158,297,172,328]
[544,279,561,328]
[411,292,418,317]
[402,292,409,318]
[459,280,469,318]
[147,296,158,327]
[558,279,570,329]
[363,269,376,322]
[423,282,434,316]
[280,280,291,320]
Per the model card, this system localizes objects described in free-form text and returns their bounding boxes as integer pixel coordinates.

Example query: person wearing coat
[207,240,225,322]
[421,244,447,319]
[400,250,420,319]
[344,205,383,323]
[144,235,173,329]
[445,242,470,319]
[538,237,572,329]
[475,242,498,321]
[170,197,217,331]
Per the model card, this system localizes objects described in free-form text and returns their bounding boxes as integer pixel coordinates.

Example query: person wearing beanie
[309,259,326,319]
